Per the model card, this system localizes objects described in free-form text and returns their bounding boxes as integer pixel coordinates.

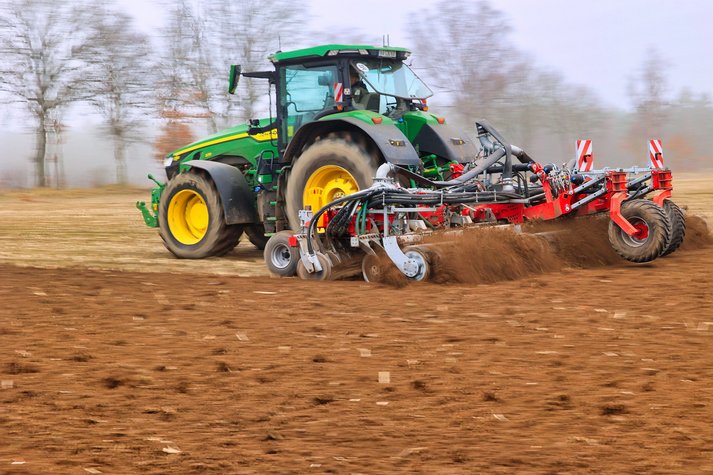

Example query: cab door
[279,63,339,144]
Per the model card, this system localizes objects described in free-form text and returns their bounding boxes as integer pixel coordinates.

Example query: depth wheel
[264,230,299,277]
[285,136,379,230]
[402,246,431,282]
[362,253,386,283]
[608,199,671,263]
[159,172,243,259]
[661,199,685,257]
[296,252,332,281]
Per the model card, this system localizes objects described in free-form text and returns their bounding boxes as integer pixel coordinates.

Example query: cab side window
[281,64,338,142]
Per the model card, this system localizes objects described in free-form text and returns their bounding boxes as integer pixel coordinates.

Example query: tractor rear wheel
[661,199,685,257]
[285,137,379,230]
[608,199,671,263]
[159,172,243,259]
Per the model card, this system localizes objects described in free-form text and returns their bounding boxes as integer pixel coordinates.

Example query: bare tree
[86,7,154,185]
[153,0,206,163]
[628,47,669,140]
[160,0,304,134]
[408,0,525,125]
[0,0,95,187]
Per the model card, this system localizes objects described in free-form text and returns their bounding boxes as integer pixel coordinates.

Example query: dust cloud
[374,213,711,287]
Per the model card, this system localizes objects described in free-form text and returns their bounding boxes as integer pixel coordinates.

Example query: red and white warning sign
[649,139,664,168]
[333,82,343,103]
[575,139,593,172]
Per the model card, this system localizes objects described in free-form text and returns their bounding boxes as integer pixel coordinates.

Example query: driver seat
[353,91,380,112]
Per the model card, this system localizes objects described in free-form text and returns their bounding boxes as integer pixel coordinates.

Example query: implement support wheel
[661,199,686,257]
[608,199,671,263]
[264,230,299,277]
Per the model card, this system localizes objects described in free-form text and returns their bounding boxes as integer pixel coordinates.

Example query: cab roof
[269,44,411,63]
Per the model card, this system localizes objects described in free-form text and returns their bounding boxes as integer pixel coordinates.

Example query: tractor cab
[233,45,434,155]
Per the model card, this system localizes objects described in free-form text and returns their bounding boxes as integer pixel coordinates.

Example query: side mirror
[228,64,242,94]
[317,73,332,87]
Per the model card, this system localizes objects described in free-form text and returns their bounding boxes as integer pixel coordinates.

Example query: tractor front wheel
[608,199,671,263]
[159,172,243,259]
[285,137,379,230]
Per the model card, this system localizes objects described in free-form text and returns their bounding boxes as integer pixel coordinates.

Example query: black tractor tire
[264,230,299,277]
[158,172,243,259]
[661,199,686,257]
[285,137,380,230]
[246,223,270,250]
[211,225,244,257]
[608,199,671,263]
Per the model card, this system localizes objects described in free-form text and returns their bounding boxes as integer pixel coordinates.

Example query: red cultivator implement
[265,122,685,282]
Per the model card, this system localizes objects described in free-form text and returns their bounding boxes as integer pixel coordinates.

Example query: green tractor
[137,44,478,270]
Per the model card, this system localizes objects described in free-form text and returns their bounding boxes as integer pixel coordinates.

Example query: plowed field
[0,176,711,474]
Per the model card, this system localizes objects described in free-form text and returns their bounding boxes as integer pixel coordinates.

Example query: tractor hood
[169,123,253,159]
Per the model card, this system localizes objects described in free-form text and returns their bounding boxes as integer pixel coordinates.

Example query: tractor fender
[412,123,478,163]
[284,117,421,167]
[183,160,258,225]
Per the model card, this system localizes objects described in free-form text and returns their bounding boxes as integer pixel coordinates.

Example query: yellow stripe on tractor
[172,129,278,159]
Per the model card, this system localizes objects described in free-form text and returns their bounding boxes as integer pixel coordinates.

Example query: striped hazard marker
[649,139,664,168]
[575,139,593,172]
[333,82,343,103]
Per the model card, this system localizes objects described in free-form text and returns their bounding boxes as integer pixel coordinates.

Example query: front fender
[284,117,421,167]
[184,160,258,225]
[412,123,478,163]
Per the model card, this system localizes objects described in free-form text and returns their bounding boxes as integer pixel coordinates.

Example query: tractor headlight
[164,156,175,167]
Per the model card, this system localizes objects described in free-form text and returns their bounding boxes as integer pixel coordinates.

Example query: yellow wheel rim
[303,165,359,227]
[167,189,209,245]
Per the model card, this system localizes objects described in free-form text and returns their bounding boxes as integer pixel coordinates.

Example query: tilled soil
[2,243,713,474]
[1,183,712,473]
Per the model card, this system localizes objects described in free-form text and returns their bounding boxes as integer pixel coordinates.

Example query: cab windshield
[351,59,433,100]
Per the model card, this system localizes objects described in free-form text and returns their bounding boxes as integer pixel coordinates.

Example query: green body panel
[270,44,410,63]
[398,111,442,142]
[169,118,278,171]
[136,174,165,228]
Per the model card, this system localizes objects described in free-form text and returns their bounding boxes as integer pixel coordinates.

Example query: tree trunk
[35,115,48,187]
[114,137,127,185]
[207,115,218,135]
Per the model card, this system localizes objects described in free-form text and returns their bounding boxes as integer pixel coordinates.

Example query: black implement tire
[661,199,686,257]
[285,137,379,230]
[608,199,671,263]
[246,223,270,250]
[296,252,332,281]
[159,172,243,259]
[264,230,299,277]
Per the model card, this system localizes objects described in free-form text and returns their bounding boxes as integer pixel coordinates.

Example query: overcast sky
[125,0,711,109]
